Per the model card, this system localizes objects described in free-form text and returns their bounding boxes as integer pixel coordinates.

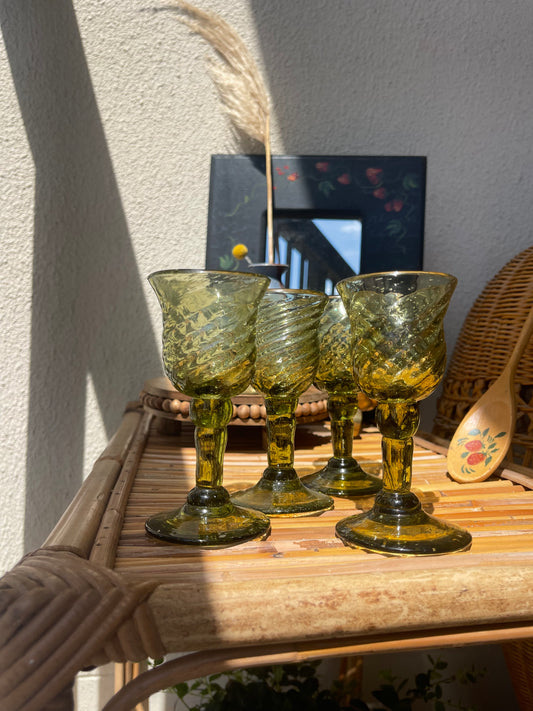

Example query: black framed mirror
[206,155,426,291]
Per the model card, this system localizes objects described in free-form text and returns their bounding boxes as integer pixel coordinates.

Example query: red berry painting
[455,428,506,477]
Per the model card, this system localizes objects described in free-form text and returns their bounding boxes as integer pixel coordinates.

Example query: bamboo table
[3,404,533,711]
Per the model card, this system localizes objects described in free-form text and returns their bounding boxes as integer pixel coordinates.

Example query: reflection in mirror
[266,216,362,293]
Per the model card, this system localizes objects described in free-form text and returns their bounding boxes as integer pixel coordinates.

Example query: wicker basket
[433,245,533,710]
[434,245,533,466]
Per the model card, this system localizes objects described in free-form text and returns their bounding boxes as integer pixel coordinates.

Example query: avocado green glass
[231,289,334,516]
[335,272,472,556]
[301,296,382,497]
[145,269,271,547]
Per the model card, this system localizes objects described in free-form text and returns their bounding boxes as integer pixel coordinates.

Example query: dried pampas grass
[170,0,275,263]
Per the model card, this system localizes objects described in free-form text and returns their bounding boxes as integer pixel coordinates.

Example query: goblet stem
[191,397,231,491]
[301,393,382,497]
[264,395,298,475]
[146,394,271,546]
[378,401,418,495]
[231,393,334,516]
[329,395,357,460]
[336,398,472,554]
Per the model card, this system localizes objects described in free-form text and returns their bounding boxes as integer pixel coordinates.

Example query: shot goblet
[145,269,271,547]
[231,289,334,516]
[336,272,472,555]
[301,296,382,497]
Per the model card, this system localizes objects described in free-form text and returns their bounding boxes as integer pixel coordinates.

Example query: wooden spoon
[447,304,533,483]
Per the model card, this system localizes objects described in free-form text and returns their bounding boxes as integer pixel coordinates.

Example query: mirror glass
[267,216,362,293]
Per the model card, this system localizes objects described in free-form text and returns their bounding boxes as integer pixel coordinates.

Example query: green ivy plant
[153,655,485,711]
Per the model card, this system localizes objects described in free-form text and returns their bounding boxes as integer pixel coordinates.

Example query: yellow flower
[232,243,249,260]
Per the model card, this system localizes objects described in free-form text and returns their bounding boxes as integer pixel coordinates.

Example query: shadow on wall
[1,1,161,552]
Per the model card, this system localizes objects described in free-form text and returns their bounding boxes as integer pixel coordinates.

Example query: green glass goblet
[145,269,271,547]
[301,296,382,497]
[231,289,334,516]
[335,272,472,555]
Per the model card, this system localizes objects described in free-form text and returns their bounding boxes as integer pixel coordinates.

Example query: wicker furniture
[434,245,533,466]
[2,403,533,710]
[434,245,533,710]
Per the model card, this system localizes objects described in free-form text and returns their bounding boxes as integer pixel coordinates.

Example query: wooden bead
[237,405,250,419]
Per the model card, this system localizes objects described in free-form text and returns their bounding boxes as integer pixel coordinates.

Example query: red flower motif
[467,452,486,466]
[337,173,351,185]
[465,440,483,452]
[392,199,404,212]
[373,187,386,199]
[366,167,383,185]
[385,201,393,212]
[286,172,299,181]
[315,161,329,172]
[276,167,285,176]
[283,165,290,170]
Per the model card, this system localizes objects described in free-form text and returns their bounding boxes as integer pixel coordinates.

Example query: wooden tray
[92,414,533,656]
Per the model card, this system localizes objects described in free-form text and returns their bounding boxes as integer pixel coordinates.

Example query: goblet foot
[145,486,271,547]
[301,457,382,497]
[231,468,334,517]
[335,490,472,556]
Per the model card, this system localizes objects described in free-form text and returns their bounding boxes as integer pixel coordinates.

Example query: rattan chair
[433,244,533,710]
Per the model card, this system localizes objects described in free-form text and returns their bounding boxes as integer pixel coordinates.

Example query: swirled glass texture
[314,296,356,394]
[337,272,457,403]
[252,289,328,398]
[149,269,269,399]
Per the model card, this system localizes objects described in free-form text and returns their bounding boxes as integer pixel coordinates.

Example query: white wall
[1,0,532,568]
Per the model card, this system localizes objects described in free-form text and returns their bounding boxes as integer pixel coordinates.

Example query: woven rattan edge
[44,405,146,558]
[0,548,163,711]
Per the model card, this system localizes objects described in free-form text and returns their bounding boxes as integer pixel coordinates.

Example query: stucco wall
[1,0,532,574]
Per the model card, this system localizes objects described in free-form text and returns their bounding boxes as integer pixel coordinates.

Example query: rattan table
[3,403,533,711]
